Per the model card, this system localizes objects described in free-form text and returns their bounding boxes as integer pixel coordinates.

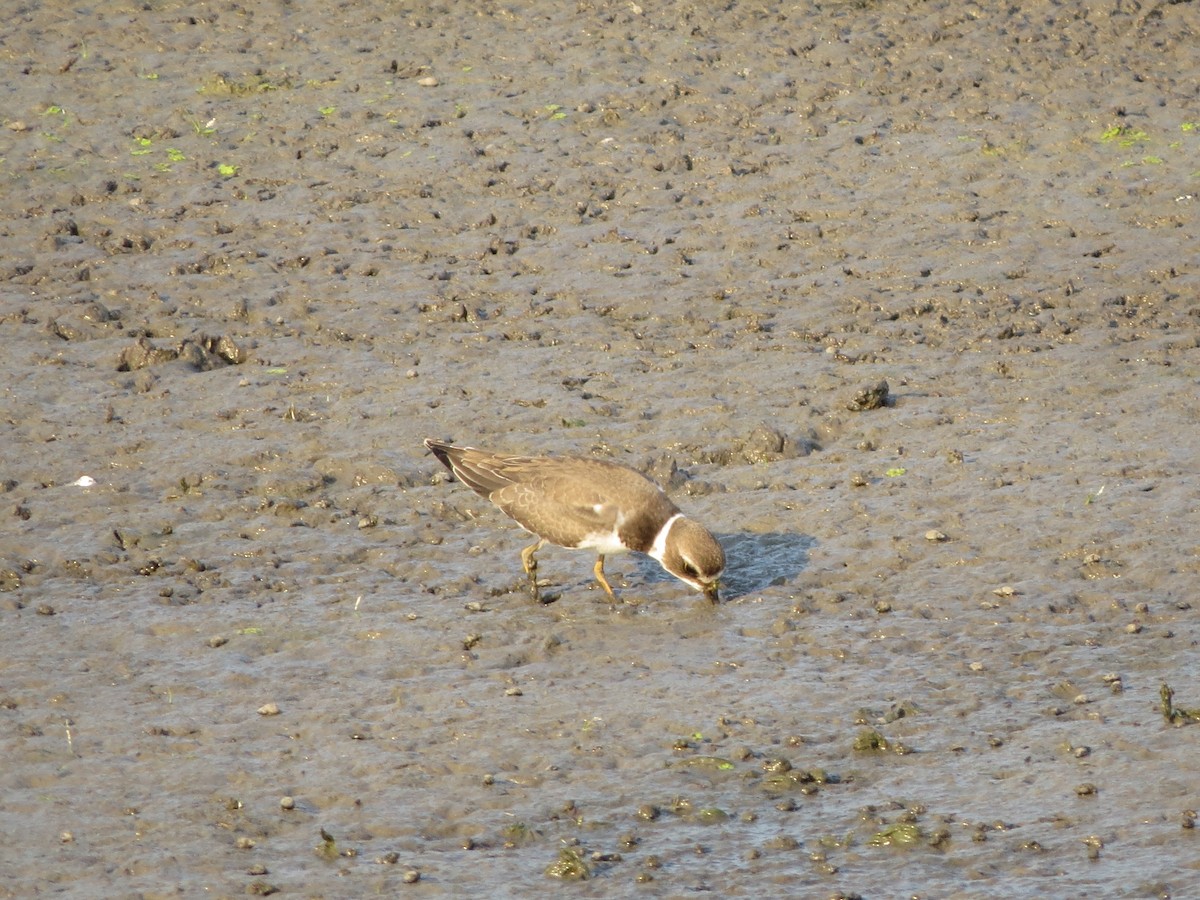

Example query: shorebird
[424,439,725,603]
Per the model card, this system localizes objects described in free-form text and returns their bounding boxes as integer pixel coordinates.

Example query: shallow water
[3,0,1199,896]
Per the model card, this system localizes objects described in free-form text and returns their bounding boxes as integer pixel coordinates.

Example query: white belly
[576,528,629,555]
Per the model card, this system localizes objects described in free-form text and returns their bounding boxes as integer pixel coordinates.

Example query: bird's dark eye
[681,562,698,577]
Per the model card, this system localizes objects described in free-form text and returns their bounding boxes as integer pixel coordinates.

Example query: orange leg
[593,554,618,603]
[521,539,544,602]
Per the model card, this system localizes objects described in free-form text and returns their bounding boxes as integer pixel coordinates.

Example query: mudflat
[2,2,1198,896]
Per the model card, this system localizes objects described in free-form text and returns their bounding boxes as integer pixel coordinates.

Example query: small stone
[60,831,74,843]
[257,702,281,717]
[925,530,948,542]
[280,796,295,810]
[402,869,421,883]
[1125,622,1142,634]
[208,635,228,648]
[36,604,56,616]
[968,661,985,672]
[1075,783,1097,796]
[992,585,1016,597]
[504,687,523,697]
[417,76,439,87]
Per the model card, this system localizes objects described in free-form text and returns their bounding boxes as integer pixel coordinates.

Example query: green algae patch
[545,847,590,880]
[853,729,891,752]
[675,756,736,771]
[762,768,836,792]
[501,822,541,847]
[869,822,923,847]
[1161,682,1200,725]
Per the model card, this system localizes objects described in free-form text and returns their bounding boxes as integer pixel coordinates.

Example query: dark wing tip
[424,438,457,470]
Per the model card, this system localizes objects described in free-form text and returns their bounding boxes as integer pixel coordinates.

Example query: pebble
[417,76,439,87]
[257,702,281,716]
[925,530,948,542]
[280,796,295,810]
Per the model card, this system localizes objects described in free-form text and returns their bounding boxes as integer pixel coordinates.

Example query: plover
[424,439,725,604]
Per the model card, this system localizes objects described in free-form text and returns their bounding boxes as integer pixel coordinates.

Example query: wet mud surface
[3,1,1199,896]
